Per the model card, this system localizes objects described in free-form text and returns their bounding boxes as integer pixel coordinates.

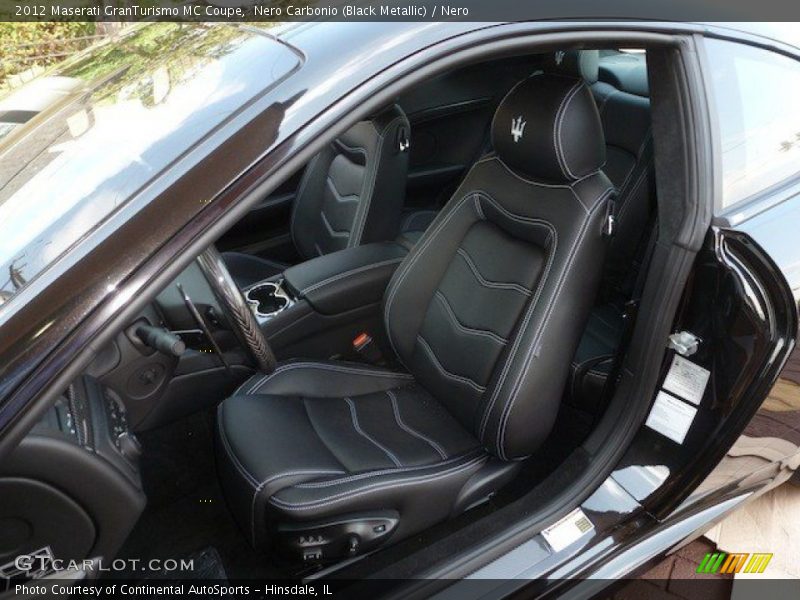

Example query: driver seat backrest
[290,104,410,259]
[384,74,614,460]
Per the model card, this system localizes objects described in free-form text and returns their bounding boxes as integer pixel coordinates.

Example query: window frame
[699,30,800,227]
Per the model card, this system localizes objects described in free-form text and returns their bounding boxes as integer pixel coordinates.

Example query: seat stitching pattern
[416,334,487,393]
[351,114,405,247]
[250,468,344,545]
[473,194,485,220]
[384,179,553,368]
[570,353,616,402]
[387,389,448,459]
[325,176,359,203]
[473,194,557,441]
[301,257,405,295]
[481,156,589,215]
[345,397,402,467]
[456,247,532,296]
[293,450,484,489]
[435,291,508,345]
[217,404,259,489]
[245,362,413,395]
[269,455,487,510]
[496,187,614,458]
[553,80,584,181]
[320,210,350,238]
[383,193,476,363]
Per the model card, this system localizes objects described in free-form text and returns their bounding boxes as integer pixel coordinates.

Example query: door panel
[216,167,305,262]
[397,55,546,211]
[610,228,798,516]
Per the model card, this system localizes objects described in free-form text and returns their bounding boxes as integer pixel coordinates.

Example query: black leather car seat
[216,74,614,561]
[555,51,657,413]
[224,105,411,288]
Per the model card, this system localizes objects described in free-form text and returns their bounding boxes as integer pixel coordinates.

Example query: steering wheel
[196,246,277,373]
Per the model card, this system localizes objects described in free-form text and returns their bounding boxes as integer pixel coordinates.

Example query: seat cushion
[221,252,288,288]
[217,360,486,547]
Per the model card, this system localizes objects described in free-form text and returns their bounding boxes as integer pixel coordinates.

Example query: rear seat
[399,50,657,413]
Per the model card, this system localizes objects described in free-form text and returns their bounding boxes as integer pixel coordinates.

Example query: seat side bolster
[482,177,615,460]
[268,452,488,520]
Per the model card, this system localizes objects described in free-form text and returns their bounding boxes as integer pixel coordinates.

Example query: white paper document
[645,390,698,444]
[663,355,710,406]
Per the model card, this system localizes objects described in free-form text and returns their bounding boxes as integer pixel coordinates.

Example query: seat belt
[594,218,659,424]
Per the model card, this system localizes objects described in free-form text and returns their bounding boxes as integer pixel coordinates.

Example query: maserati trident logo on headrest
[511,116,527,143]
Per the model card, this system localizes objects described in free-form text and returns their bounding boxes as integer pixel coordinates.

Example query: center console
[244,279,295,322]
[245,241,408,359]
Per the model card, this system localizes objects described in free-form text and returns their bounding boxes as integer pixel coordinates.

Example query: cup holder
[245,281,292,318]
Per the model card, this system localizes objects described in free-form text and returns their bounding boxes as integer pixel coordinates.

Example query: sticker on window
[663,355,710,406]
[645,391,698,444]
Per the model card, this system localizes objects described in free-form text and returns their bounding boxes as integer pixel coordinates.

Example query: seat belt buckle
[353,332,383,364]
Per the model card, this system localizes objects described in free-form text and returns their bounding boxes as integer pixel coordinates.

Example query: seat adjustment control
[277,513,398,563]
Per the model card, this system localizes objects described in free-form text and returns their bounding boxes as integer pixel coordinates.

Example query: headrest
[544,50,599,84]
[598,53,650,97]
[491,74,606,183]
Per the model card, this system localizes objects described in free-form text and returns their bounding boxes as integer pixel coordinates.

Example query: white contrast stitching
[456,247,532,296]
[383,193,475,363]
[217,405,259,489]
[326,175,359,203]
[302,257,404,295]
[246,362,413,395]
[320,210,350,238]
[484,156,589,214]
[475,196,558,441]
[352,114,404,247]
[553,80,583,180]
[345,397,402,467]
[434,291,509,345]
[473,194,485,220]
[416,334,487,393]
[496,187,614,458]
[387,389,448,459]
[250,469,344,545]
[269,455,487,510]
[293,451,484,489]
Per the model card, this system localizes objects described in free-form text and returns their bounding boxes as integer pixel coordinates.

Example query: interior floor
[115,410,281,579]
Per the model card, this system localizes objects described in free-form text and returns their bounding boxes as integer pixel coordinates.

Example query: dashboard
[0,260,253,572]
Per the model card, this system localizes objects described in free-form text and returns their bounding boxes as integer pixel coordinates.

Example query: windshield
[0,23,299,306]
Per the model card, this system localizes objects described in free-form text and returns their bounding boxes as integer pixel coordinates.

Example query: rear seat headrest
[544,50,599,84]
[598,53,650,97]
[491,74,606,183]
